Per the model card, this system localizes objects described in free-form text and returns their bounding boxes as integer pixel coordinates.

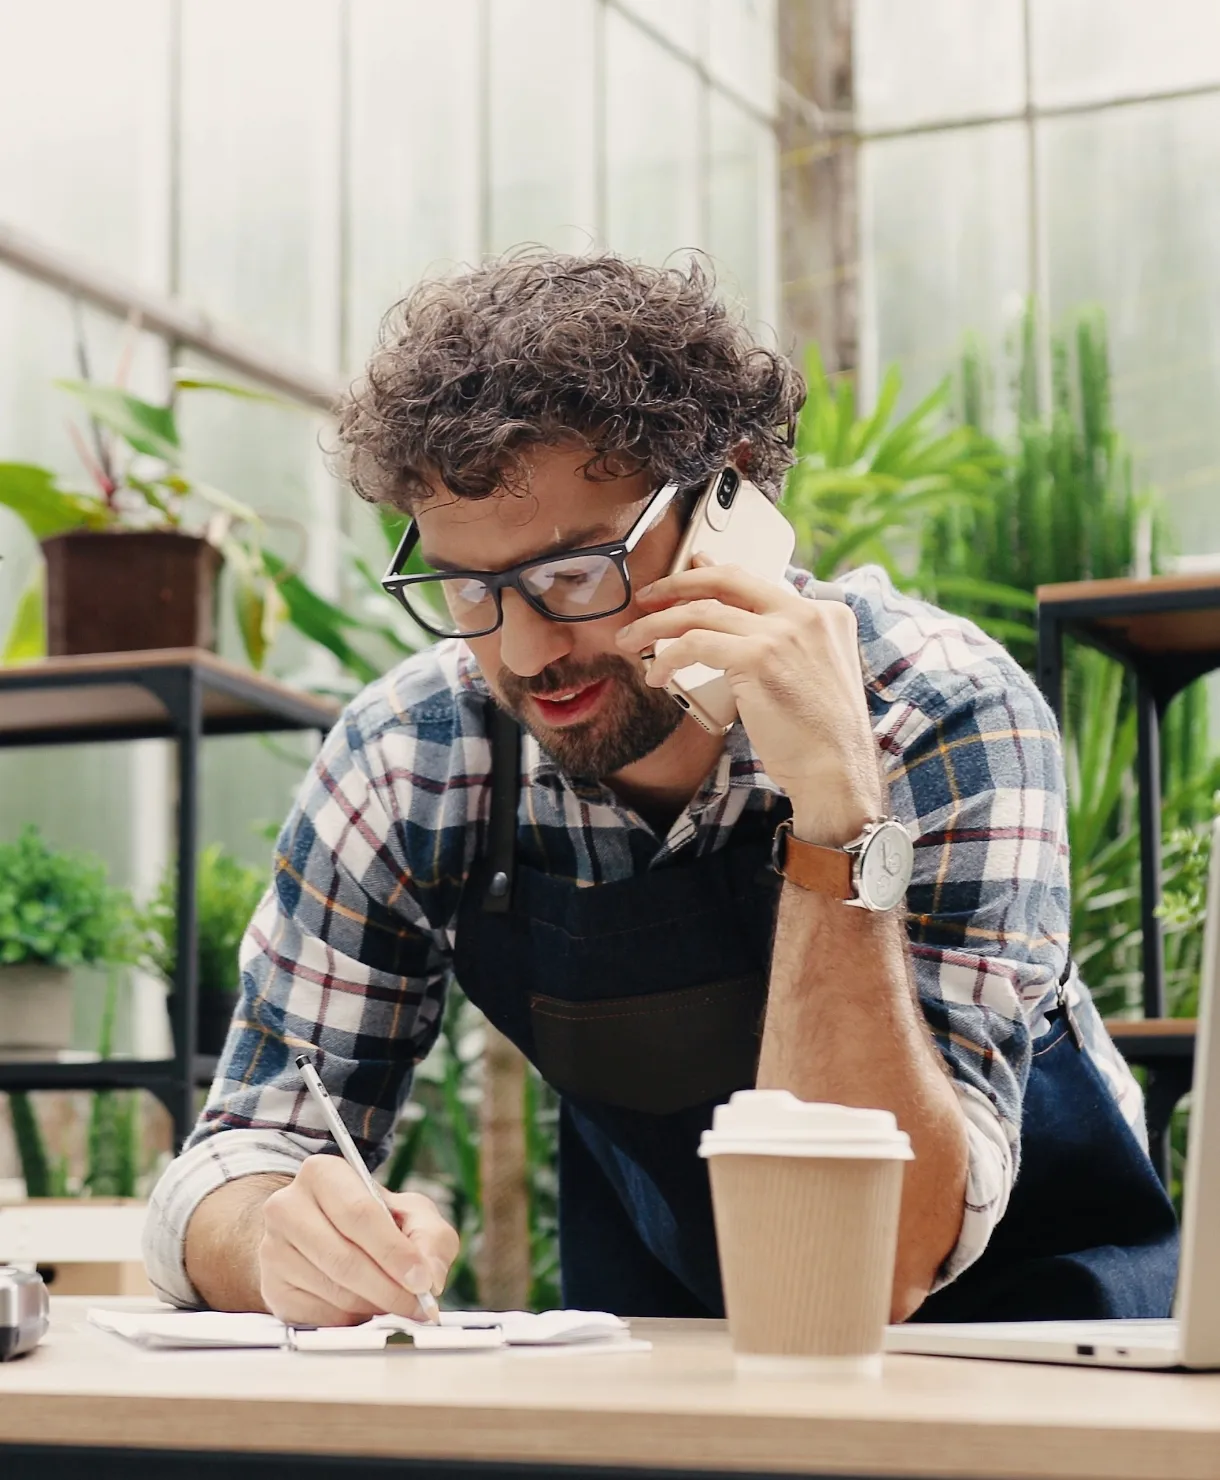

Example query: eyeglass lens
[402,552,629,635]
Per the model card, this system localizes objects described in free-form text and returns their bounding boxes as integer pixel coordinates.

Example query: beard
[494,653,684,779]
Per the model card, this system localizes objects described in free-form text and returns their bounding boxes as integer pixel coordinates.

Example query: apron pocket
[529,973,767,1116]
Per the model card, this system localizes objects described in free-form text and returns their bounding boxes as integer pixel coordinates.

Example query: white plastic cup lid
[698,1089,913,1161]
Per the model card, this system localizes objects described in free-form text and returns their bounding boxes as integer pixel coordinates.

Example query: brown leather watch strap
[771,818,854,899]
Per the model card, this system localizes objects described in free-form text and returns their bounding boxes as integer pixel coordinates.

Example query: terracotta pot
[41,528,223,656]
[0,964,74,1051]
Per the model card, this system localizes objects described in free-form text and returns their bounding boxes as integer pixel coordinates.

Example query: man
[145,254,1176,1326]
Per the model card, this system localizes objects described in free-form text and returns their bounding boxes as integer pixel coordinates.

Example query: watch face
[858,821,914,911]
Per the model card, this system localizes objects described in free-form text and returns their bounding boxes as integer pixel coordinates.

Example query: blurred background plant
[785,304,1218,1026]
[261,506,429,701]
[781,341,1001,588]
[0,357,296,669]
[142,841,269,1055]
[0,355,429,685]
[915,305,1220,1022]
[0,824,143,972]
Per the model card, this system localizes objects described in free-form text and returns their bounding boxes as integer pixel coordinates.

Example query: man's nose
[496,589,574,677]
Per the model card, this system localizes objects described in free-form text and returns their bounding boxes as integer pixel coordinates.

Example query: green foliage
[0,377,305,671]
[144,843,268,995]
[918,310,1166,671]
[9,1092,53,1198]
[1066,651,1220,1018]
[0,462,110,539]
[0,563,44,664]
[84,971,139,1198]
[55,380,181,463]
[0,825,142,969]
[916,305,1218,1020]
[781,343,1001,584]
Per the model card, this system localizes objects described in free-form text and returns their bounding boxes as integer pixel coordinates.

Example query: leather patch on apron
[529,972,767,1116]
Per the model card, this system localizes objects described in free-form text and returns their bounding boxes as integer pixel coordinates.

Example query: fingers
[386,1190,461,1295]
[642,631,754,689]
[308,1161,434,1293]
[635,557,798,615]
[617,598,760,656]
[262,1279,367,1329]
[261,1238,380,1325]
[259,1157,460,1326]
[284,1202,431,1317]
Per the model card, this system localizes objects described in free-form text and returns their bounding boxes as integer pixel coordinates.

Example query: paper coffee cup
[700,1090,912,1376]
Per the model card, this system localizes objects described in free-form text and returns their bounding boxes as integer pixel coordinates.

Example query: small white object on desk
[86,1306,648,1354]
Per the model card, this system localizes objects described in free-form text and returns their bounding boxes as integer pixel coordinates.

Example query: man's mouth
[528,678,611,727]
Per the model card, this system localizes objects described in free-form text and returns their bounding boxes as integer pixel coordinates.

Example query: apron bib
[452,707,1179,1320]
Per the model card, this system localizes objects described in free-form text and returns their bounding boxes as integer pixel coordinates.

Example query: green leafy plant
[143,843,268,995]
[916,305,1218,1022]
[83,970,140,1198]
[918,309,1166,670]
[1065,649,1220,1019]
[263,506,432,701]
[0,370,294,669]
[0,825,142,969]
[781,343,1001,584]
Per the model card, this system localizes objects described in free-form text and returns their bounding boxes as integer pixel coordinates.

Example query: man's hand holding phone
[258,1156,459,1327]
[617,555,882,842]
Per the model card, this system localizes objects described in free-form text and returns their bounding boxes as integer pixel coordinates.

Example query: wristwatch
[771,816,914,912]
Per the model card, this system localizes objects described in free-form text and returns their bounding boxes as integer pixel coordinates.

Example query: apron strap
[483,704,522,913]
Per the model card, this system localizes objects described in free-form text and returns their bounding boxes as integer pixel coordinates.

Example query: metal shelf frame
[1036,576,1220,1183]
[0,652,336,1146]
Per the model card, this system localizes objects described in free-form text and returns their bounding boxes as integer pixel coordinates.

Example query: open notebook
[87,1307,648,1353]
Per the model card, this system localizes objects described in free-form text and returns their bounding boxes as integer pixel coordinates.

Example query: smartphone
[652,465,796,734]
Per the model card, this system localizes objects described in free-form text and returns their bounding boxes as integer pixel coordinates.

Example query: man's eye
[452,579,492,606]
[536,561,601,590]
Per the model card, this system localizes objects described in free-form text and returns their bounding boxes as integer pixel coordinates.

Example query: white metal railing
[0,220,341,412]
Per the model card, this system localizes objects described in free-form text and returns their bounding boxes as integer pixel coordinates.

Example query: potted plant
[0,369,297,668]
[0,825,143,1054]
[144,843,268,1055]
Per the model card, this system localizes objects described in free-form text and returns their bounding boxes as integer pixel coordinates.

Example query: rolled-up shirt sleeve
[143,708,452,1308]
[882,666,1073,1290]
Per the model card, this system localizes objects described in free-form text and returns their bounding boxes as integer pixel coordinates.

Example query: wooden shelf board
[0,648,339,740]
[1105,1017,1197,1038]
[1037,574,1220,660]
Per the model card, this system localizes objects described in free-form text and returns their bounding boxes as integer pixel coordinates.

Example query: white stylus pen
[295,1053,441,1323]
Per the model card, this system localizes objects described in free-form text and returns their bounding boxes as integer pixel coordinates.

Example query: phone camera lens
[715,469,740,510]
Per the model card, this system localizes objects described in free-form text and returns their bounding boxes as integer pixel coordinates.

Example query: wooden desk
[1,1301,1218,1480]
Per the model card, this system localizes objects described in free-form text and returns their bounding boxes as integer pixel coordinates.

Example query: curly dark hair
[332,252,805,512]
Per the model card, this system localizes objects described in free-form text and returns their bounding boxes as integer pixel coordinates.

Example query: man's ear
[727,437,755,476]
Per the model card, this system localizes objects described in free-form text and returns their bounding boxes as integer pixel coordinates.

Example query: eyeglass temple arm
[382,522,418,583]
[622,481,681,554]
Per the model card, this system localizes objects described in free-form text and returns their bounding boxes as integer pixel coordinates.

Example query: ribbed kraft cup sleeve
[708,1155,904,1357]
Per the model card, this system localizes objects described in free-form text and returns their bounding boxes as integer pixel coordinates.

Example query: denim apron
[452,708,1179,1320]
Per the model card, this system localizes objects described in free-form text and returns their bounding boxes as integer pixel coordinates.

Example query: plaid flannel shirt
[144,564,1146,1308]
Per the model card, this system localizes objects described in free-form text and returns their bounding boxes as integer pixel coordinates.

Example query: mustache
[498,653,639,703]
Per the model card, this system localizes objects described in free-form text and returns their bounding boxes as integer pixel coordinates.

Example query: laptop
[885,816,1220,1370]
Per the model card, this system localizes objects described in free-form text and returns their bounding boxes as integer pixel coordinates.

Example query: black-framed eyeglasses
[380,481,682,639]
